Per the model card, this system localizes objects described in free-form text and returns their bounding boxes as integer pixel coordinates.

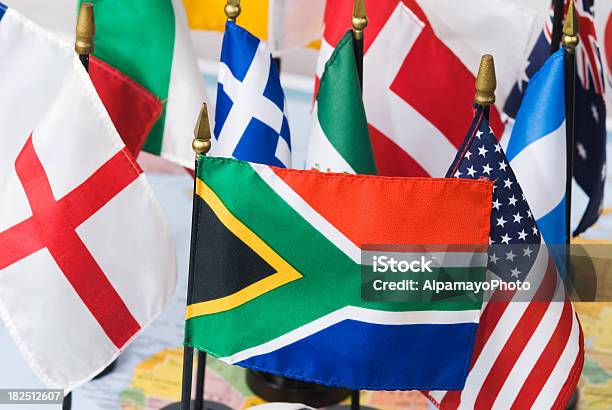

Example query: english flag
[316,0,538,177]
[0,4,176,391]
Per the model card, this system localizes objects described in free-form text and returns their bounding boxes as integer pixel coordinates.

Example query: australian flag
[504,0,606,237]
[210,21,291,168]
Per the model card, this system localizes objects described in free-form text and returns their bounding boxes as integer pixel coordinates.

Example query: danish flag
[316,0,504,177]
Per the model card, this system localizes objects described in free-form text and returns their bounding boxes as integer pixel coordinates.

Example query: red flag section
[270,167,493,246]
[320,0,503,177]
[89,57,162,157]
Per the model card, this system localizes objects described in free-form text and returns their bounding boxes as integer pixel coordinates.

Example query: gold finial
[351,0,367,41]
[192,103,212,155]
[474,54,497,106]
[75,2,95,55]
[225,0,241,22]
[562,0,579,51]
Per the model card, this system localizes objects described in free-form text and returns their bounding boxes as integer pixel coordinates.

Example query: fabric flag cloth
[210,21,291,168]
[0,4,176,391]
[503,0,607,238]
[185,156,494,390]
[88,56,163,157]
[505,50,567,246]
[78,0,209,169]
[425,107,584,409]
[305,31,375,174]
[317,0,537,177]
[183,0,325,55]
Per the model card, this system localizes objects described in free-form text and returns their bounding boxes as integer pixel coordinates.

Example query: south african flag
[185,157,493,390]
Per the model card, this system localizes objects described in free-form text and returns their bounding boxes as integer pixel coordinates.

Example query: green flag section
[305,31,376,174]
[185,157,494,390]
[78,0,207,168]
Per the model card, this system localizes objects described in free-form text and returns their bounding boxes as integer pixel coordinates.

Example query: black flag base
[160,401,232,410]
[246,370,351,407]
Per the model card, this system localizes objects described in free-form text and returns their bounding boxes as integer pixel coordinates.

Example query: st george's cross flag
[78,0,209,168]
[305,31,376,174]
[316,0,538,177]
[210,21,292,168]
[504,0,607,238]
[184,156,493,390]
[425,107,584,410]
[0,5,176,391]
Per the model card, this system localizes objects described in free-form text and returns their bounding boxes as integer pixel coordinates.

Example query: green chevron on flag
[305,31,376,174]
[185,157,494,390]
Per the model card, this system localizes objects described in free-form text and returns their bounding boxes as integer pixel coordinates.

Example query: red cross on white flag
[0,6,176,391]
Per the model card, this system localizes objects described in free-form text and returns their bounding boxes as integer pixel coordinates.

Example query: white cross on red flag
[0,6,176,391]
[316,0,537,177]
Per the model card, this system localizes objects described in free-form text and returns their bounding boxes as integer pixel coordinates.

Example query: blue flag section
[211,21,291,168]
[506,50,566,246]
[504,0,606,237]
[0,3,5,20]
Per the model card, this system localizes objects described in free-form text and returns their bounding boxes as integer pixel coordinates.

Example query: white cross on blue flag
[210,22,291,168]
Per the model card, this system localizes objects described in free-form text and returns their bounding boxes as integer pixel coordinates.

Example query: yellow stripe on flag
[183,0,269,40]
[186,179,303,319]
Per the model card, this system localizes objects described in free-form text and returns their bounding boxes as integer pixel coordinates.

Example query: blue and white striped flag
[505,50,567,245]
[210,21,291,168]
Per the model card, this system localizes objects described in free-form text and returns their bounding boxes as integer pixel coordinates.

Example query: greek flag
[210,21,291,168]
[505,50,566,245]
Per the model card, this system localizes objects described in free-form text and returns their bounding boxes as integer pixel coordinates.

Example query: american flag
[505,0,606,236]
[425,107,584,409]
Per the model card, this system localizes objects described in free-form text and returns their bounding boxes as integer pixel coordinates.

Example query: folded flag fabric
[316,0,537,177]
[305,30,375,174]
[78,0,209,168]
[210,22,291,168]
[185,156,493,390]
[89,56,163,157]
[425,106,584,409]
[0,5,176,391]
[504,0,606,238]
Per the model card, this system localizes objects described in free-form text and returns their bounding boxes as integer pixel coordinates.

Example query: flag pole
[562,0,578,267]
[550,0,565,54]
[351,0,367,90]
[178,104,212,410]
[62,6,95,410]
[75,2,94,72]
[474,54,497,119]
[350,2,366,408]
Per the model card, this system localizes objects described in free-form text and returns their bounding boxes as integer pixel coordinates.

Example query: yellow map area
[575,302,612,410]
[118,348,429,409]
